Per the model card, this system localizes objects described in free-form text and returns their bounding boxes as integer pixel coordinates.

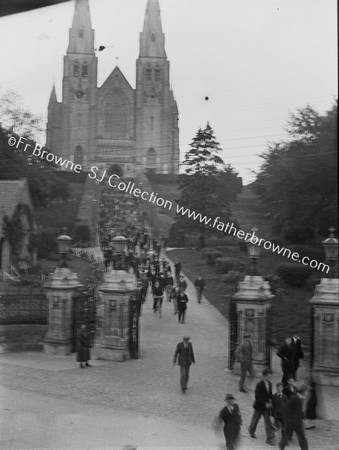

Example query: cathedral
[46,0,180,177]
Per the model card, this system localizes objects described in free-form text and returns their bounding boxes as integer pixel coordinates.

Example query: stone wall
[0,324,47,352]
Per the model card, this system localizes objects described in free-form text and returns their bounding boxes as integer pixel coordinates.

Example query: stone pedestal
[95,269,138,361]
[233,275,274,374]
[310,278,339,386]
[43,268,82,355]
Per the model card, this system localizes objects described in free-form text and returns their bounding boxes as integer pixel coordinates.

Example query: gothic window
[79,29,84,38]
[73,60,79,77]
[82,61,88,77]
[146,68,152,82]
[147,148,156,169]
[74,145,84,165]
[151,33,156,42]
[104,91,129,137]
[154,68,161,82]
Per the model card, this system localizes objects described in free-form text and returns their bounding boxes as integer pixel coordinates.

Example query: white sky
[0,0,337,184]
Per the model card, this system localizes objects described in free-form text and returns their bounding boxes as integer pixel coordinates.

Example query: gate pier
[95,269,138,361]
[230,275,274,374]
[43,268,82,355]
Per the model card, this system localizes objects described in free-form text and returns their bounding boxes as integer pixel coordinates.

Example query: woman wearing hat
[214,393,242,450]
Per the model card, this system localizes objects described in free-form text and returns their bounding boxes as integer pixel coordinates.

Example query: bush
[238,241,247,252]
[202,249,223,265]
[167,223,185,247]
[223,270,245,284]
[263,274,280,295]
[215,257,246,274]
[74,225,91,244]
[276,263,313,287]
[292,245,325,262]
[282,226,314,244]
[201,247,217,260]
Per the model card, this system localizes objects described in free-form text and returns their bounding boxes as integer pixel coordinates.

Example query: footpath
[0,255,338,450]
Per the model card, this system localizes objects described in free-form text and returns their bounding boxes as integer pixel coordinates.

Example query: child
[272,382,287,436]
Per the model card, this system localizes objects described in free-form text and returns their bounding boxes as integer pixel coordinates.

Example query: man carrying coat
[248,368,275,445]
[173,336,195,393]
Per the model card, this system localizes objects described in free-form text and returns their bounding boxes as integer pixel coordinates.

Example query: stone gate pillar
[310,278,339,386]
[232,275,274,374]
[95,269,138,361]
[43,267,82,355]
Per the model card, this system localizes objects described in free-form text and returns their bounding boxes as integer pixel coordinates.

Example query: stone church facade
[46,0,179,177]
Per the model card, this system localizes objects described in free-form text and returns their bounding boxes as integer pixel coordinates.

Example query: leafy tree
[171,123,241,247]
[252,102,338,243]
[0,90,43,140]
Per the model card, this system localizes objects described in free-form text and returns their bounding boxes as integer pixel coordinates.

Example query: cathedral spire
[48,85,57,106]
[67,0,94,54]
[139,0,166,58]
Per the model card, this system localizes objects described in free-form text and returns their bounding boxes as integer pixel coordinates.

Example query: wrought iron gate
[228,296,238,370]
[72,289,96,352]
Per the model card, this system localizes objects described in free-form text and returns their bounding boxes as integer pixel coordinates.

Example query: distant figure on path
[215,393,242,450]
[176,287,189,324]
[77,324,91,369]
[178,274,187,292]
[163,272,174,302]
[234,334,254,392]
[174,258,181,283]
[248,368,275,445]
[173,336,195,393]
[194,274,206,303]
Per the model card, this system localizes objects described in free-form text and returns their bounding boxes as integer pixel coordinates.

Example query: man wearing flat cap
[173,336,195,393]
[234,334,254,392]
[215,393,242,450]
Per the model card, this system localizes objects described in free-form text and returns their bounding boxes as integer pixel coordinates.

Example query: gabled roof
[99,65,134,92]
[0,179,34,219]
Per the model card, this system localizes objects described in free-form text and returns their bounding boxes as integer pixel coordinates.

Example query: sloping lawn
[167,248,317,352]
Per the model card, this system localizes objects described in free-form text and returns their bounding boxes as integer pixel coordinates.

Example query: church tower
[60,0,97,167]
[136,0,179,174]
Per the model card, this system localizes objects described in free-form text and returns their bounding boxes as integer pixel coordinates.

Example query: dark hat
[183,336,190,341]
[225,394,235,401]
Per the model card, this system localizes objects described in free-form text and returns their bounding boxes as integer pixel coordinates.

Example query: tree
[252,102,338,243]
[0,90,43,140]
[170,123,241,247]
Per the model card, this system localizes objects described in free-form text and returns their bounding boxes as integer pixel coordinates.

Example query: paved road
[0,257,338,449]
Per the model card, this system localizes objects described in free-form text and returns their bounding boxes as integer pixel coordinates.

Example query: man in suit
[290,333,304,381]
[217,394,242,450]
[277,337,294,385]
[173,336,195,393]
[272,382,287,438]
[235,334,254,392]
[248,368,275,445]
[279,382,309,450]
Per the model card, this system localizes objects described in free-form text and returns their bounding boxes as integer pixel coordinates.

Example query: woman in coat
[77,324,91,368]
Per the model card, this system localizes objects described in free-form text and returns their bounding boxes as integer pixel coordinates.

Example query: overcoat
[77,328,91,362]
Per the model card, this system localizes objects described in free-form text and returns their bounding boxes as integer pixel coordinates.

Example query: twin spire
[67,0,166,59]
[67,0,94,54]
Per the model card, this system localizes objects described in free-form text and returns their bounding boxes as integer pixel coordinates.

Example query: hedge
[215,257,246,274]
[276,263,313,287]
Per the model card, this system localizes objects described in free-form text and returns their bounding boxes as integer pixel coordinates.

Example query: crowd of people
[78,184,320,450]
[216,333,316,450]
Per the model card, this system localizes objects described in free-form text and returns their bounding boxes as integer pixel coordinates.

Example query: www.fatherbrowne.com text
[9,135,330,274]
